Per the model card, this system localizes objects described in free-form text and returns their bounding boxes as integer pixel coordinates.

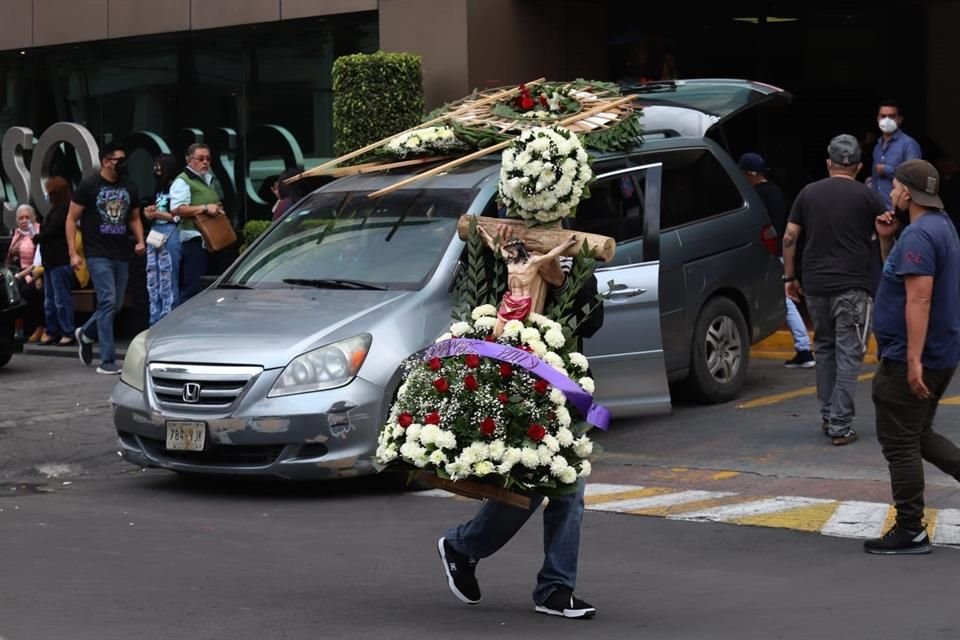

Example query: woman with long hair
[35,177,76,345]
[145,153,183,325]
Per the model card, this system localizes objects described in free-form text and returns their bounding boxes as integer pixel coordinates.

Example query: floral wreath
[383,125,466,159]
[498,125,593,224]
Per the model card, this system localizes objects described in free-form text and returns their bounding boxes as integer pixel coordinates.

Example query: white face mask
[879,117,899,134]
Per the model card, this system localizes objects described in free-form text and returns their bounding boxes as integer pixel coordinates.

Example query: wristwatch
[782,276,797,283]
[172,215,181,224]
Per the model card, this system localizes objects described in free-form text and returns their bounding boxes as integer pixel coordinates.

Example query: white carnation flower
[429,449,447,466]
[446,459,471,480]
[488,440,506,461]
[392,425,406,439]
[520,447,540,469]
[568,352,589,371]
[471,304,497,320]
[549,455,570,478]
[436,430,458,450]
[450,321,472,337]
[557,426,575,447]
[504,447,522,466]
[418,424,441,446]
[544,352,564,368]
[556,406,572,428]
[529,312,550,327]
[544,328,565,349]
[412,453,429,468]
[528,340,547,357]
[542,433,560,453]
[549,388,567,406]
[578,460,592,478]
[467,441,490,460]
[560,467,578,484]
[573,435,593,458]
[473,460,495,476]
[538,445,554,466]
[497,459,517,474]
[405,423,423,441]
[474,316,496,331]
[459,449,477,466]
[503,320,524,339]
[579,376,595,394]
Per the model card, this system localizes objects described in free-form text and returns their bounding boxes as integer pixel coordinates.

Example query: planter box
[416,472,532,510]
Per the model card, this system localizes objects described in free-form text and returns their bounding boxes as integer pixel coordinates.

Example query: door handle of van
[605,285,647,299]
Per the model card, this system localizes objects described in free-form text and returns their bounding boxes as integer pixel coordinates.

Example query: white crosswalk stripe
[932,508,960,545]
[590,490,736,513]
[821,501,890,539]
[670,496,834,522]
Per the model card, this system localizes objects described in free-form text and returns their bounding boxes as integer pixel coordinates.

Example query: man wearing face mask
[66,142,146,375]
[871,100,922,209]
[171,143,226,302]
[782,135,887,446]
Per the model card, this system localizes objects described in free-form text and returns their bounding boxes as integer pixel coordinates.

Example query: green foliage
[332,52,424,161]
[241,220,272,252]
[544,240,601,341]
[453,217,495,321]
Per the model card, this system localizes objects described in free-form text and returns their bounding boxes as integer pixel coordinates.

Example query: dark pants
[872,359,960,530]
[180,237,208,302]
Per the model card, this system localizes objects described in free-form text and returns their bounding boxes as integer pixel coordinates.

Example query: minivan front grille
[149,363,262,411]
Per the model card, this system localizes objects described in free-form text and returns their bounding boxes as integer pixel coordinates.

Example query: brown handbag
[194,210,238,252]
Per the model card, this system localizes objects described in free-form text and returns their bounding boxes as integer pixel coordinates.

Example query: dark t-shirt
[754,180,787,257]
[788,177,885,297]
[35,203,71,269]
[72,174,140,260]
[873,211,960,370]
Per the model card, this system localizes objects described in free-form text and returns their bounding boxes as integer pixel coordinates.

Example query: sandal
[57,336,76,346]
[39,335,59,346]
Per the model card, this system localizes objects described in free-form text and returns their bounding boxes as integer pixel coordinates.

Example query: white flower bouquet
[498,126,593,224]
[384,126,466,159]
[376,305,604,498]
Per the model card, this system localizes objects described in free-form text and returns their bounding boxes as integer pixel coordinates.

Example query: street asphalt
[2,353,959,638]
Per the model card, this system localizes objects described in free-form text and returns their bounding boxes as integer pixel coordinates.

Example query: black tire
[687,296,750,404]
[0,352,12,368]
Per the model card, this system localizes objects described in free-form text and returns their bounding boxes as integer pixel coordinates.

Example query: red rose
[398,412,413,428]
[521,96,535,110]
[464,374,479,391]
[425,411,441,425]
[539,94,548,106]
[498,392,509,404]
[500,363,513,378]
[433,378,449,393]
[484,334,495,342]
[464,354,480,369]
[533,379,549,395]
[527,423,546,441]
[428,357,442,371]
[480,417,496,436]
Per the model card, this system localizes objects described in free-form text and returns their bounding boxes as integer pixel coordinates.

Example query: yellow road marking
[940,396,960,405]
[708,471,740,481]
[734,502,839,532]
[628,493,748,518]
[738,373,875,409]
[585,486,669,506]
[880,505,939,538]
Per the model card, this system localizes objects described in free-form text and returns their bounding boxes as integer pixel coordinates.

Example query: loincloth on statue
[498,292,532,321]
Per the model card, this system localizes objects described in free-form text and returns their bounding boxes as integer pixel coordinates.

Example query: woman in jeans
[35,177,76,345]
[144,154,183,325]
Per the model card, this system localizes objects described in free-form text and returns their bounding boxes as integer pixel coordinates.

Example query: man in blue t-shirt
[866,159,960,555]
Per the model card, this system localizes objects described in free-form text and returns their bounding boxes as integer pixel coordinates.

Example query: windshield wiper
[216,282,254,289]
[282,278,388,291]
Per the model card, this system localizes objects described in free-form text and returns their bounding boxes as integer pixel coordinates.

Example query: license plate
[165,421,206,451]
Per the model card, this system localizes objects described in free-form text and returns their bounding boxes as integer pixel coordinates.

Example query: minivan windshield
[223,188,476,290]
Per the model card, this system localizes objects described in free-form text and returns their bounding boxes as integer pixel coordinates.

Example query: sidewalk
[23,339,129,360]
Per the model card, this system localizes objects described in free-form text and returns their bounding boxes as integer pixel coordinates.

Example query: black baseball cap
[827,134,861,166]
[895,159,944,209]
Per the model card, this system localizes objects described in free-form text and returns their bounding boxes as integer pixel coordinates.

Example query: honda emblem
[182,382,201,403]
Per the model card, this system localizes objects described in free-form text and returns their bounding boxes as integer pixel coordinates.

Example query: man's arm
[782,221,802,302]
[905,138,922,162]
[170,177,210,218]
[904,274,934,399]
[129,207,146,255]
[66,202,84,270]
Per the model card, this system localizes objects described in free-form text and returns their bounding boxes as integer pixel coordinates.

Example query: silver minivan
[112,79,786,479]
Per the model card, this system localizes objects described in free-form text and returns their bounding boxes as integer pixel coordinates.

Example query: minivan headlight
[121,330,149,391]
[270,334,372,397]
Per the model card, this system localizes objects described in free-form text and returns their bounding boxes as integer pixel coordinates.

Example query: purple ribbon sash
[423,338,611,431]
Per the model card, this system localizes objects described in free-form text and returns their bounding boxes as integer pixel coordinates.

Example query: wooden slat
[456,215,616,262]
[416,472,532,509]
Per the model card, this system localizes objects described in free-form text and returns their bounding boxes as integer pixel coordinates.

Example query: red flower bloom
[425,411,441,425]
[428,357,442,371]
[464,374,479,391]
[533,379,549,395]
[539,94,548,106]
[500,363,513,378]
[398,412,413,428]
[527,423,546,441]
[433,378,449,393]
[464,354,481,369]
[547,410,556,421]
[480,417,496,436]
[484,334,495,342]
[521,95,535,110]
[498,392,509,404]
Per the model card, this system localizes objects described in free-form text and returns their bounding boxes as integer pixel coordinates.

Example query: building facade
[1,0,958,229]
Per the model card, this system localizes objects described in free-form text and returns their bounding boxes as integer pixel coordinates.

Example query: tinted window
[224,189,475,289]
[638,149,743,229]
[569,175,645,243]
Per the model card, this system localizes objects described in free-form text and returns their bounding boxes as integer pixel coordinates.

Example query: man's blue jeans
[43,265,75,337]
[444,478,585,605]
[82,257,129,365]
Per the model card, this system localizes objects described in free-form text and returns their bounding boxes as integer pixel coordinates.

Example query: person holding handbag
[5,204,45,343]
[34,177,76,346]
[144,154,183,325]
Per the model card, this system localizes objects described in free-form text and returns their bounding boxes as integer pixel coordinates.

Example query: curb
[22,342,128,360]
[753,330,877,363]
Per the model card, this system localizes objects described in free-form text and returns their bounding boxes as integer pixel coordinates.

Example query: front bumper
[111,369,388,480]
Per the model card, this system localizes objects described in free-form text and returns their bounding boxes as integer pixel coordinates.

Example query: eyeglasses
[192,155,212,162]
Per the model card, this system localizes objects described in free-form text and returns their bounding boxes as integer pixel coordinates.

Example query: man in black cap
[740,152,814,369]
[782,134,887,445]
[865,159,960,555]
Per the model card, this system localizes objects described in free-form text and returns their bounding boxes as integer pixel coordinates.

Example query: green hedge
[332,51,424,159]
[241,220,272,252]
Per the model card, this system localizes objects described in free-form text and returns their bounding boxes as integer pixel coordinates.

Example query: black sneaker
[96,362,121,375]
[437,537,480,604]
[75,327,93,366]
[831,428,858,446]
[785,350,816,369]
[535,588,596,619]
[864,525,932,555]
